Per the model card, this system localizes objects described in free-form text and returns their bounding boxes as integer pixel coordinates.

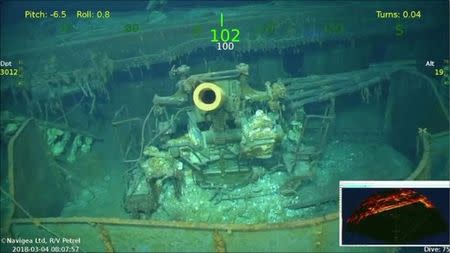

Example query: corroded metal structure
[117,59,444,220]
[1,1,448,252]
[2,119,433,252]
[1,1,446,109]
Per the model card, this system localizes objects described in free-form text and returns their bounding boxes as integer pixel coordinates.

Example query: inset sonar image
[341,186,450,246]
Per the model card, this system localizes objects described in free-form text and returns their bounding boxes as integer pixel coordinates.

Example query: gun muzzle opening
[201,89,216,104]
[193,82,224,111]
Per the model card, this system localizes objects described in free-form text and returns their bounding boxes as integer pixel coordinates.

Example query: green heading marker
[211,12,240,50]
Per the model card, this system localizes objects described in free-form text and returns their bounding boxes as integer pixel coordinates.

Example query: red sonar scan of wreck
[346,188,435,225]
[345,188,449,244]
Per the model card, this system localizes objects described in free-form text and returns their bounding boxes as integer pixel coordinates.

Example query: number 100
[211,28,240,42]
[217,42,234,50]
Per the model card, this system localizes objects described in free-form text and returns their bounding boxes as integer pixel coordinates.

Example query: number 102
[211,28,240,42]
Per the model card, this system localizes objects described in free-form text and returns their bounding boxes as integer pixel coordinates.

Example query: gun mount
[120,60,430,218]
[149,63,287,188]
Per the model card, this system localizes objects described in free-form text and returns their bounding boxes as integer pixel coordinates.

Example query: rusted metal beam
[407,131,432,180]
[10,213,340,232]
[1,118,32,234]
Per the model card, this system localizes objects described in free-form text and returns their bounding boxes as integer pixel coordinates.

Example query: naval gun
[122,62,346,218]
[151,63,286,188]
[122,60,423,218]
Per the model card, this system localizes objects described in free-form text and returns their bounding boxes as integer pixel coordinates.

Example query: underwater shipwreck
[0,1,449,252]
